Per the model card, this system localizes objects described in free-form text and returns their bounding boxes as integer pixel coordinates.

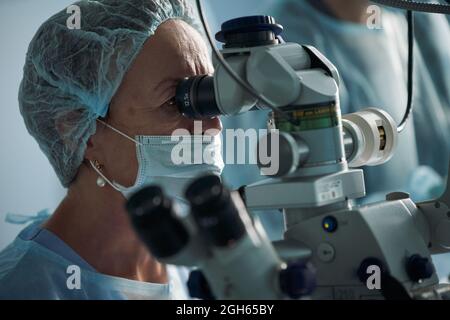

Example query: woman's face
[85,19,221,188]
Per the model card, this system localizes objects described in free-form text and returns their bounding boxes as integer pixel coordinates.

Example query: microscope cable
[372,0,450,133]
[370,0,450,14]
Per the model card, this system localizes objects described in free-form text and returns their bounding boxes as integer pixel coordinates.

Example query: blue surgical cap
[19,0,197,187]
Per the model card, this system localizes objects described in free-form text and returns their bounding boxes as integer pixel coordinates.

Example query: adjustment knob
[279,262,316,299]
[215,15,283,48]
[406,254,434,282]
[187,270,215,300]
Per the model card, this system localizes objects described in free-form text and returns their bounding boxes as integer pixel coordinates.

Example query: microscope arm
[212,43,340,115]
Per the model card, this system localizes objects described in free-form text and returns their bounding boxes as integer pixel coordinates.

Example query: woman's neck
[43,167,168,284]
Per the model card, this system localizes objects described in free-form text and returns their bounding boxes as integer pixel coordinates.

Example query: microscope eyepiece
[185,175,246,247]
[126,186,189,259]
[175,75,220,119]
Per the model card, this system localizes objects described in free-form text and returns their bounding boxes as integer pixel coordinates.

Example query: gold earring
[93,160,106,188]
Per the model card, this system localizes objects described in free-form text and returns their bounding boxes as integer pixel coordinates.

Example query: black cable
[397,10,415,133]
[370,0,450,132]
[195,0,291,121]
[370,0,450,14]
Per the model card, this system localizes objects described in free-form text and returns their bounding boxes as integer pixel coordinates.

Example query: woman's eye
[163,98,180,115]
[167,97,176,106]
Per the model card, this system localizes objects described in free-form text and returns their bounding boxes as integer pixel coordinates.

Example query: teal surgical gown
[0,212,190,300]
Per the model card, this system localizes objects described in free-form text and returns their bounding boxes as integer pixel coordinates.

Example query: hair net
[19,0,198,187]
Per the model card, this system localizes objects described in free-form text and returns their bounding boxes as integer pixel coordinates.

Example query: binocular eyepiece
[126,174,246,259]
[185,175,246,247]
[125,185,190,259]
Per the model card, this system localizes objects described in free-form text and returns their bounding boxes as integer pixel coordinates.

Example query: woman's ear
[55,110,95,157]
[84,135,97,162]
[84,124,106,164]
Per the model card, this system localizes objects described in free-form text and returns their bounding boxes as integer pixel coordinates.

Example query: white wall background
[0,0,74,250]
[0,0,274,251]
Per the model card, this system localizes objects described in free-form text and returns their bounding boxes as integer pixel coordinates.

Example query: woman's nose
[202,117,222,134]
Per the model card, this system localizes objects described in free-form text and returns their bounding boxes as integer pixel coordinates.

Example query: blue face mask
[90,120,224,201]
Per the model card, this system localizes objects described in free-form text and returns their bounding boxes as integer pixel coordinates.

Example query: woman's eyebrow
[153,77,178,94]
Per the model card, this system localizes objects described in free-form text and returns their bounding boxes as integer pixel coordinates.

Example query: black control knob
[215,15,283,48]
[279,262,316,299]
[406,254,434,282]
[187,270,215,300]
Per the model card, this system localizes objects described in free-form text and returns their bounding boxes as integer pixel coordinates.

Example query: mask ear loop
[96,119,143,146]
[89,119,143,192]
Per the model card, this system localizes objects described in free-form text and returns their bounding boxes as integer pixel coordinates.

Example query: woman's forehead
[137,20,212,79]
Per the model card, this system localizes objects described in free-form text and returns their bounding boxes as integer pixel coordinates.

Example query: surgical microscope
[125,6,450,300]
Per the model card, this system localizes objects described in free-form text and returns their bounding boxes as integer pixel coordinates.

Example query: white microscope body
[212,40,449,299]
